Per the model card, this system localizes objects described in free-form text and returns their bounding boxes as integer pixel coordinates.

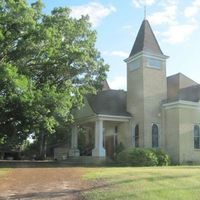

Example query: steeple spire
[129,19,164,58]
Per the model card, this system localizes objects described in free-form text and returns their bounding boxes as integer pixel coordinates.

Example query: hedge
[117,148,171,166]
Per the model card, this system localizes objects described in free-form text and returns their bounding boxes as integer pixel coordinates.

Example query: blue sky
[30,0,200,90]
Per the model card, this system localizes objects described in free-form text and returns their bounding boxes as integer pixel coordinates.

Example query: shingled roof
[129,19,164,57]
[87,90,131,117]
[179,85,200,102]
[163,73,200,103]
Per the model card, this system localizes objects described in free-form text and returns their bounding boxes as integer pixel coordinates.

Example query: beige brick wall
[118,122,132,148]
[179,105,200,163]
[163,101,200,164]
[127,58,145,147]
[143,58,167,147]
[163,106,180,163]
[127,55,167,148]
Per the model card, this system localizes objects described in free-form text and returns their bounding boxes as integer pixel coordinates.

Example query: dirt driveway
[0,167,91,200]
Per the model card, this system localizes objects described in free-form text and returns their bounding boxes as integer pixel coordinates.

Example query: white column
[92,119,106,157]
[69,125,80,157]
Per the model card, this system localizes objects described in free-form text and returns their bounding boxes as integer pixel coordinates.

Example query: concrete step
[59,156,114,165]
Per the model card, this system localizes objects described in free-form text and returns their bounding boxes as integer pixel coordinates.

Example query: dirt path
[0,167,91,200]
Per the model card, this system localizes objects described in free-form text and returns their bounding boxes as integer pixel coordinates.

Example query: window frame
[194,124,200,149]
[147,57,162,69]
[152,123,159,148]
[134,124,139,148]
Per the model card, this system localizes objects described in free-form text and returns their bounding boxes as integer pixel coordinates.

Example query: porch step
[59,156,114,165]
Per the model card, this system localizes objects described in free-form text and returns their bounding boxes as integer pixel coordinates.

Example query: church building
[71,19,200,164]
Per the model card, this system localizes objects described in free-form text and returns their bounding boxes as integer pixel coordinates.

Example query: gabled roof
[179,85,200,102]
[167,73,198,87]
[101,80,110,91]
[129,19,164,57]
[164,73,200,103]
[87,90,131,117]
[163,84,200,103]
[167,73,198,100]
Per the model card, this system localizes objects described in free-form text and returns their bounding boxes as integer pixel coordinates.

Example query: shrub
[117,148,171,166]
[117,148,157,166]
[153,149,171,166]
[115,142,125,156]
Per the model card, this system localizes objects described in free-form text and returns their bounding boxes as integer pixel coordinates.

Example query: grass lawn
[83,166,200,200]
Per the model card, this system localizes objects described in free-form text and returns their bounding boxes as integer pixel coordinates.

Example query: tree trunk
[39,132,46,160]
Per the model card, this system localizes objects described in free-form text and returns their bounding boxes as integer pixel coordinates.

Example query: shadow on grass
[0,171,197,200]
[0,189,81,200]
[84,173,194,195]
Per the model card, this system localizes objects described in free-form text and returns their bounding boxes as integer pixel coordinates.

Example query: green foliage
[0,64,33,150]
[152,149,171,166]
[117,148,171,166]
[77,127,94,156]
[0,0,108,154]
[115,142,125,156]
[83,167,200,200]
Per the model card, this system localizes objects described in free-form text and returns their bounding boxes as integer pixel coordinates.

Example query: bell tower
[125,19,168,147]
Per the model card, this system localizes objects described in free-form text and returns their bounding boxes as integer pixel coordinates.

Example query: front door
[105,135,114,158]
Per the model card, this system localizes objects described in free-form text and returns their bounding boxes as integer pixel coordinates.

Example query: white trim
[92,119,106,157]
[163,100,200,110]
[76,114,132,124]
[124,52,143,63]
[144,53,168,61]
[97,114,132,122]
[124,51,168,63]
[75,115,97,124]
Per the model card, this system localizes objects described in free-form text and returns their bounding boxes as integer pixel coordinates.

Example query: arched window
[194,125,200,149]
[152,124,159,148]
[135,124,139,147]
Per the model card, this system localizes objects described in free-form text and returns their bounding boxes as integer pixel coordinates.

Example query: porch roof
[86,90,132,117]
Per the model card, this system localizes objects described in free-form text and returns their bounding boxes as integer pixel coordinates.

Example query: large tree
[0,0,108,157]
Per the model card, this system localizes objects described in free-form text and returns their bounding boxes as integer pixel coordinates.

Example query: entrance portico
[69,115,132,158]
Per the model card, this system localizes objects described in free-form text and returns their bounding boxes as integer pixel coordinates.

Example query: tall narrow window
[115,126,118,134]
[135,124,139,147]
[114,126,118,147]
[152,124,159,148]
[194,125,200,149]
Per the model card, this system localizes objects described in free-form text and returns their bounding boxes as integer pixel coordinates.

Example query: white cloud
[184,6,198,18]
[70,2,116,27]
[132,0,157,8]
[123,25,133,30]
[102,51,129,58]
[111,51,129,58]
[108,76,127,90]
[146,0,200,44]
[148,4,177,25]
[184,0,200,18]
[162,23,198,44]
